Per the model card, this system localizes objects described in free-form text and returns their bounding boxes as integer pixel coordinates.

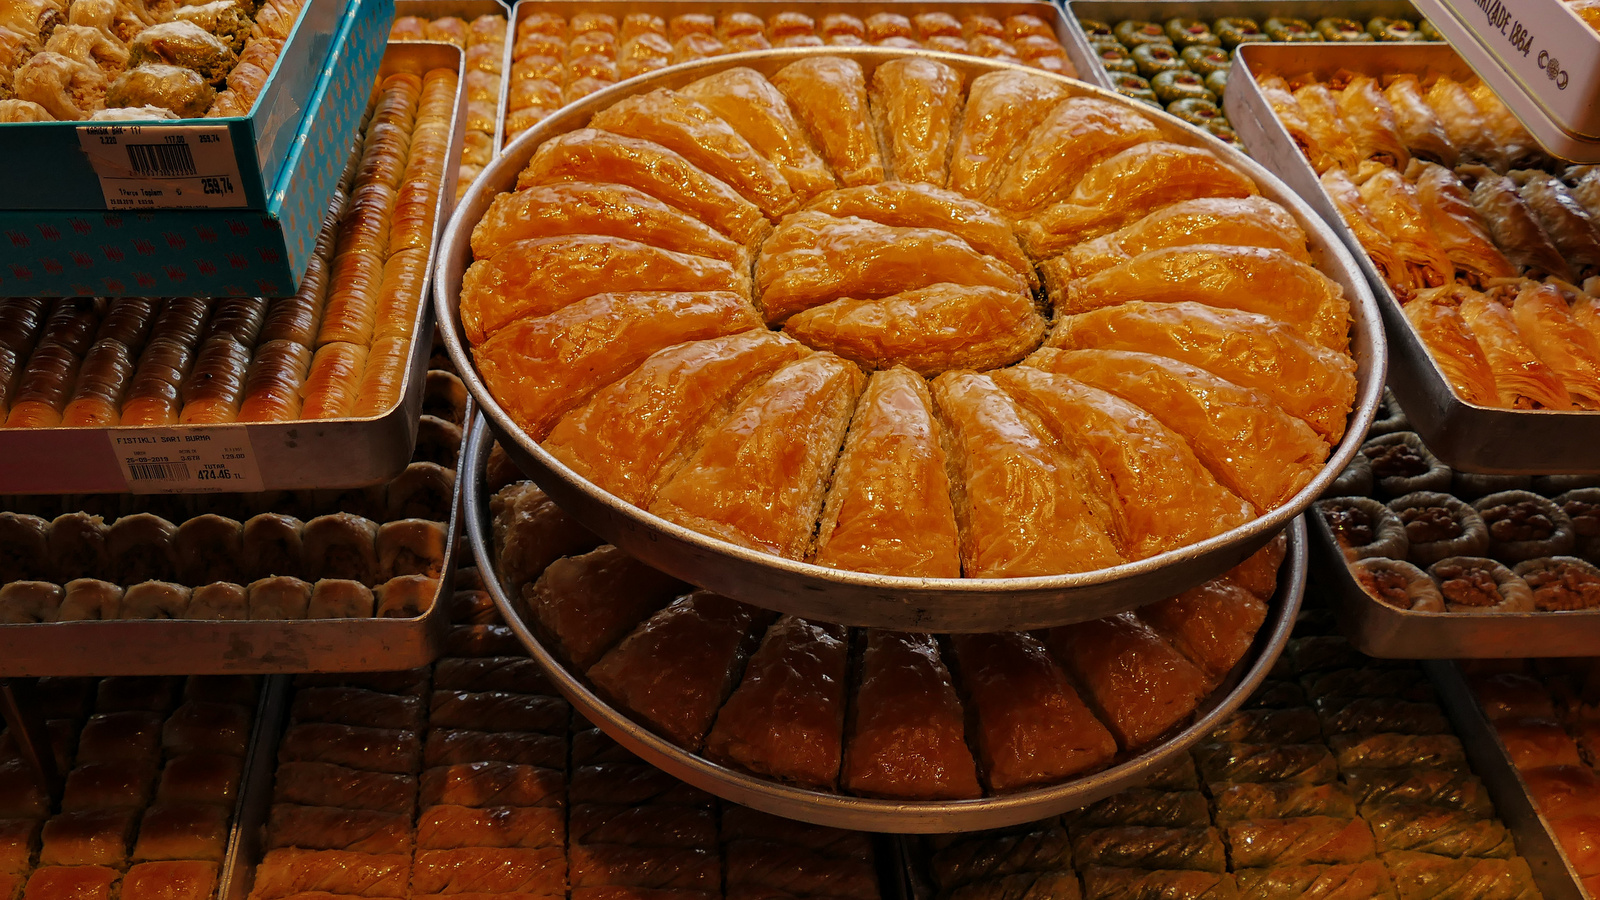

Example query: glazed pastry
[1475,490,1577,562]
[1228,816,1376,868]
[107,513,178,584]
[950,631,1117,790]
[590,88,796,219]
[0,580,61,623]
[1470,80,1547,170]
[1052,243,1350,351]
[1013,348,1329,509]
[704,616,848,789]
[375,519,446,580]
[302,513,378,585]
[517,128,766,243]
[1407,162,1516,286]
[1018,143,1259,255]
[1292,82,1361,173]
[801,182,1034,284]
[55,578,124,621]
[811,368,960,577]
[1357,165,1454,290]
[1141,575,1268,682]
[1073,825,1227,871]
[475,289,761,438]
[246,576,312,619]
[1337,74,1408,167]
[461,234,749,343]
[769,56,882,187]
[1383,74,1457,167]
[947,70,1069,201]
[1181,45,1231,75]
[994,366,1254,560]
[470,182,744,264]
[119,581,191,619]
[1429,556,1534,612]
[0,512,48,583]
[1044,301,1358,442]
[1316,497,1409,562]
[755,211,1025,323]
[1351,557,1446,611]
[1514,171,1600,273]
[1063,196,1311,277]
[1463,165,1573,281]
[305,579,372,619]
[679,67,835,200]
[489,482,600,592]
[184,582,247,620]
[524,544,685,670]
[1212,782,1359,822]
[1458,288,1574,409]
[785,283,1044,377]
[1511,281,1600,408]
[1387,491,1490,566]
[851,627,972,794]
[650,353,863,560]
[173,514,243,585]
[587,591,766,749]
[1514,556,1600,610]
[374,575,434,618]
[241,513,304,581]
[297,341,367,421]
[869,57,963,186]
[931,370,1123,577]
[1046,612,1209,748]
[991,97,1161,215]
[247,848,411,899]
[1322,168,1412,296]
[1130,42,1184,78]
[1361,432,1452,497]
[1257,74,1330,173]
[544,331,808,508]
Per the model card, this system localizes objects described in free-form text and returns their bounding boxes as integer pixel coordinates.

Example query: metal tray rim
[433,45,1383,631]
[461,415,1308,832]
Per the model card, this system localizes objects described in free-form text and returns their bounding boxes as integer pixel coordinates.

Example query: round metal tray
[462,417,1308,833]
[435,46,1381,632]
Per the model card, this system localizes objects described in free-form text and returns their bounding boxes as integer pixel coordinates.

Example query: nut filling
[1359,568,1415,608]
[1401,506,1461,544]
[1325,507,1375,547]
[1482,501,1556,544]
[1366,443,1429,480]
[1432,563,1500,607]
[1521,561,1600,611]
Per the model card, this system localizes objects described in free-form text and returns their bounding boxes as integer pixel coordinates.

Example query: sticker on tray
[77,125,247,210]
[111,427,265,494]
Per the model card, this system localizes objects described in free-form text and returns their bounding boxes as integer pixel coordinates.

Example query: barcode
[125,142,197,178]
[128,461,190,481]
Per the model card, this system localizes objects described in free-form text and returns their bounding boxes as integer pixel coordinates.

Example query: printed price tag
[110,427,265,494]
[77,124,246,209]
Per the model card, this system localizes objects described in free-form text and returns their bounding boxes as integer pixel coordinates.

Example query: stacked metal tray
[1226,41,1600,476]
[462,416,1308,832]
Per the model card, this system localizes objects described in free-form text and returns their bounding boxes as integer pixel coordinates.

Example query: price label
[77,124,247,209]
[111,427,264,494]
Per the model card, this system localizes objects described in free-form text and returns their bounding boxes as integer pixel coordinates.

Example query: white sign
[111,426,265,494]
[77,124,247,209]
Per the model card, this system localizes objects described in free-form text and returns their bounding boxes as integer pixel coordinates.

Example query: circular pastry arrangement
[439,48,1377,628]
[466,422,1305,830]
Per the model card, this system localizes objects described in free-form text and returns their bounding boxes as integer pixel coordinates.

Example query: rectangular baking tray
[1226,41,1600,476]
[0,460,460,675]
[397,0,515,155]
[0,0,361,211]
[1065,0,1432,90]
[0,42,469,495]
[1410,0,1600,161]
[1307,503,1600,658]
[1427,659,1588,900]
[502,0,1102,148]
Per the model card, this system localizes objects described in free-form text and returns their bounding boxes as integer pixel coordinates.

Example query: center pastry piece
[457,53,1360,581]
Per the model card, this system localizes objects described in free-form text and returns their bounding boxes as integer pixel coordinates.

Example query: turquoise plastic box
[0,0,393,296]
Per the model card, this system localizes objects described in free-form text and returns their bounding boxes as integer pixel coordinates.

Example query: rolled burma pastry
[1315,497,1409,562]
[423,371,468,426]
[56,578,125,621]
[47,512,110,582]
[302,513,379,585]
[120,581,192,619]
[173,514,244,585]
[1387,492,1490,567]
[177,337,250,425]
[1474,490,1577,562]
[412,415,462,469]
[246,575,312,620]
[306,578,373,619]
[1351,557,1445,612]
[0,512,49,582]
[241,513,305,581]
[107,513,178,584]
[1428,557,1533,613]
[185,582,248,620]
[0,580,63,623]
[235,339,311,423]
[375,519,447,580]
[374,574,435,619]
[386,462,455,522]
[1360,432,1452,497]
[299,341,368,420]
